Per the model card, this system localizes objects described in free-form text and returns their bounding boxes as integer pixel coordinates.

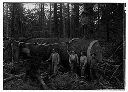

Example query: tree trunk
[11,3,22,40]
[67,3,70,38]
[40,3,43,32]
[106,21,109,41]
[49,3,52,37]
[11,3,15,39]
[54,3,58,38]
[62,4,66,38]
[74,3,79,38]
[5,3,9,38]
[60,3,63,38]
[42,3,44,31]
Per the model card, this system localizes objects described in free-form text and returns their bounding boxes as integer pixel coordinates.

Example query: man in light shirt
[80,51,87,77]
[68,50,79,73]
[47,49,60,74]
[90,53,98,81]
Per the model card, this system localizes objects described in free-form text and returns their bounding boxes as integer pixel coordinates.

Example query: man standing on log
[80,51,87,77]
[47,49,60,74]
[68,50,79,73]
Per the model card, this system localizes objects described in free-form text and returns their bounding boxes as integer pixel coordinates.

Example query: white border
[1,0,127,3]
[0,0,127,92]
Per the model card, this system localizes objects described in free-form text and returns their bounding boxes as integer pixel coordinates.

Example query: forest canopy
[3,3,125,42]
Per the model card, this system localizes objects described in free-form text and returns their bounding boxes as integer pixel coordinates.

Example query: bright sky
[22,3,54,19]
[23,3,51,10]
[23,3,39,10]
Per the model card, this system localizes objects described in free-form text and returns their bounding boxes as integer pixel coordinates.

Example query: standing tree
[80,3,94,38]
[10,3,18,39]
[49,3,52,36]
[59,3,63,37]
[74,3,79,38]
[67,3,70,38]
[39,3,43,32]
[54,3,58,38]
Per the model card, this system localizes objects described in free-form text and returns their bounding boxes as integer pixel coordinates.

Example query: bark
[54,3,58,37]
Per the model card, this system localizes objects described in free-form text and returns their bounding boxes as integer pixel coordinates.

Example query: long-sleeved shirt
[69,54,78,64]
[49,52,60,65]
[80,55,87,67]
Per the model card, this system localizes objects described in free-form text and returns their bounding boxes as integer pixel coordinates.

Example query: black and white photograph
[3,2,126,90]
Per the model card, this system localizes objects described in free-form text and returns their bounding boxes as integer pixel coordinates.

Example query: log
[18,38,70,72]
[68,38,102,62]
[14,38,102,72]
[26,38,60,44]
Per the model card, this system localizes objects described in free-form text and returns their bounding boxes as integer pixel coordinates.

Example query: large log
[68,38,102,62]
[30,42,70,72]
[14,38,102,72]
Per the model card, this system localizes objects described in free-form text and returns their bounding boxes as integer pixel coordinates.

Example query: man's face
[72,51,75,54]
[81,52,83,55]
[52,50,55,53]
[92,54,95,57]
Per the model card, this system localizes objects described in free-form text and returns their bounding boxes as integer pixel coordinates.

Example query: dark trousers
[52,63,58,74]
[70,60,77,73]
[90,66,98,81]
[80,64,87,77]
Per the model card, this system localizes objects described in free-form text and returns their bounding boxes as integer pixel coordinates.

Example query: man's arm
[57,53,60,64]
[67,49,71,55]
[69,56,71,64]
[83,56,87,66]
[76,54,79,64]
[46,54,52,62]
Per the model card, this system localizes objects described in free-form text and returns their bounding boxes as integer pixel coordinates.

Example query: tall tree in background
[67,3,70,38]
[82,3,94,38]
[10,3,23,39]
[100,4,110,41]
[74,3,79,38]
[42,3,44,31]
[3,3,9,38]
[54,3,58,37]
[70,4,74,38]
[62,3,66,38]
[59,3,63,37]
[100,3,123,41]
[39,3,43,31]
[10,3,15,39]
[49,3,52,36]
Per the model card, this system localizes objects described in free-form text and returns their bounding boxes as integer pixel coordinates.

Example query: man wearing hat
[47,49,60,74]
